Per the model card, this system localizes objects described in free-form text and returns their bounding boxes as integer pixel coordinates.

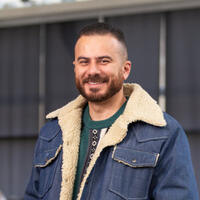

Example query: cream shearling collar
[46,83,166,200]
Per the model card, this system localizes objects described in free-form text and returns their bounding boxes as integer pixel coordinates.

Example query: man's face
[73,34,131,102]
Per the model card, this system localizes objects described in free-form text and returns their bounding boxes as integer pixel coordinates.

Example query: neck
[88,88,126,121]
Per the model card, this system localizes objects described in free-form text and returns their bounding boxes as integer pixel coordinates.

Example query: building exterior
[0,0,199,199]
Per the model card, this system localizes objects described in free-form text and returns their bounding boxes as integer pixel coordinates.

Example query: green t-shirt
[72,100,127,200]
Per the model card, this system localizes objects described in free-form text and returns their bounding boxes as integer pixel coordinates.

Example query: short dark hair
[77,22,127,51]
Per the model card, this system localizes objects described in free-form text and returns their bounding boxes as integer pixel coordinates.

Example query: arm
[150,117,199,199]
[24,139,41,200]
[24,119,62,200]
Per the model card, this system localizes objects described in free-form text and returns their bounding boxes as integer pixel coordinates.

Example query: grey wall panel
[0,140,11,197]
[0,138,36,199]
[0,26,40,137]
[45,19,97,114]
[11,139,36,198]
[187,132,200,194]
[107,13,161,100]
[166,9,200,130]
[0,29,13,137]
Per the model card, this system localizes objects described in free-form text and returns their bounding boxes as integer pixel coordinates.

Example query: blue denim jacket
[25,114,199,200]
[24,84,199,200]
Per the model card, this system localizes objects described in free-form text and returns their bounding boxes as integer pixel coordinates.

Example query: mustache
[82,74,109,83]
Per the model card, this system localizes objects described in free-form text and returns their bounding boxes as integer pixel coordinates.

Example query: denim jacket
[25,83,199,200]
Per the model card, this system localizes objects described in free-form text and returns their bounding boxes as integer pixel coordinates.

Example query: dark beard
[75,73,124,102]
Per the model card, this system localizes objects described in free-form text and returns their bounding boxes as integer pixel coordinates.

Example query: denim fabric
[24,119,62,199]
[24,114,199,200]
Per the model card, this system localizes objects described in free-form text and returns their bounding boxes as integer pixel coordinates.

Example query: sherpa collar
[46,83,166,200]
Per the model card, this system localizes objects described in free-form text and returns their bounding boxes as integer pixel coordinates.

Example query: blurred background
[0,0,200,199]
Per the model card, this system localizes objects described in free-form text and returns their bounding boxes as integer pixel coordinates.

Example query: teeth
[89,82,98,85]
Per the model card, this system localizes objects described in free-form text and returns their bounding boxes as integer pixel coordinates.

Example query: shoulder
[33,119,62,158]
[134,112,185,139]
[33,118,63,168]
[39,118,61,141]
[126,112,188,151]
[163,112,183,131]
[162,112,187,142]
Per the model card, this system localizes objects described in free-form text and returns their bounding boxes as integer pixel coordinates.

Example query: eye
[99,58,110,65]
[79,60,89,66]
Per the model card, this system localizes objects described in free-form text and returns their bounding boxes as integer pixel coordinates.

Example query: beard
[75,72,124,102]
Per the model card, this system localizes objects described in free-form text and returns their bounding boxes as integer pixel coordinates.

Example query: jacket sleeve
[150,116,199,200]
[24,138,41,200]
[24,119,62,200]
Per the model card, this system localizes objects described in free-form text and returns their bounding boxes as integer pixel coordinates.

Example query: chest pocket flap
[112,146,159,168]
[34,145,62,168]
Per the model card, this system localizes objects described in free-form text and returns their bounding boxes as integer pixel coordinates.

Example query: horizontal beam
[0,0,200,27]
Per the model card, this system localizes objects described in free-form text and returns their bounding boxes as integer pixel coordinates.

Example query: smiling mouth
[88,82,104,85]
[82,74,109,85]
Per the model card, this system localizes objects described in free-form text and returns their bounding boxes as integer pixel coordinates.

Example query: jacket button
[92,129,97,134]
[92,141,97,146]
[90,153,94,159]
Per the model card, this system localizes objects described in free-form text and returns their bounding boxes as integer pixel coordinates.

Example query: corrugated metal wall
[0,25,40,199]
[0,9,199,200]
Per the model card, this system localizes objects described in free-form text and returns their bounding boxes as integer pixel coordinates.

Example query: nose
[87,60,100,75]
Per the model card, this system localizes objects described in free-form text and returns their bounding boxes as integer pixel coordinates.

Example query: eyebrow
[77,56,89,61]
[97,56,113,61]
[77,55,113,61]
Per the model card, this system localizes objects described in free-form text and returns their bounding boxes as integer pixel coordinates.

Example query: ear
[123,60,131,80]
[73,60,76,72]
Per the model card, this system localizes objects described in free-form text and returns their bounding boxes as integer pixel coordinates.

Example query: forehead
[74,34,124,57]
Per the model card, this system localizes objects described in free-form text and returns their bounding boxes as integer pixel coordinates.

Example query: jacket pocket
[33,144,62,198]
[109,146,159,200]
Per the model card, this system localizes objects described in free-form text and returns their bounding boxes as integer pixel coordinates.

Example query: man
[25,23,199,200]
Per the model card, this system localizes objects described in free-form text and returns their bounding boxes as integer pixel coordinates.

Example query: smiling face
[73,34,131,102]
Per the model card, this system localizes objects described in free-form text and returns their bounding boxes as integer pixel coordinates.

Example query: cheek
[74,71,79,81]
[119,67,126,80]
[122,73,127,80]
[75,68,84,79]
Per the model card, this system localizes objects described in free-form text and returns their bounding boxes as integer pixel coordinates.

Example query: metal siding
[187,132,200,195]
[107,13,161,100]
[0,140,11,197]
[0,26,40,137]
[0,139,36,199]
[166,9,200,130]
